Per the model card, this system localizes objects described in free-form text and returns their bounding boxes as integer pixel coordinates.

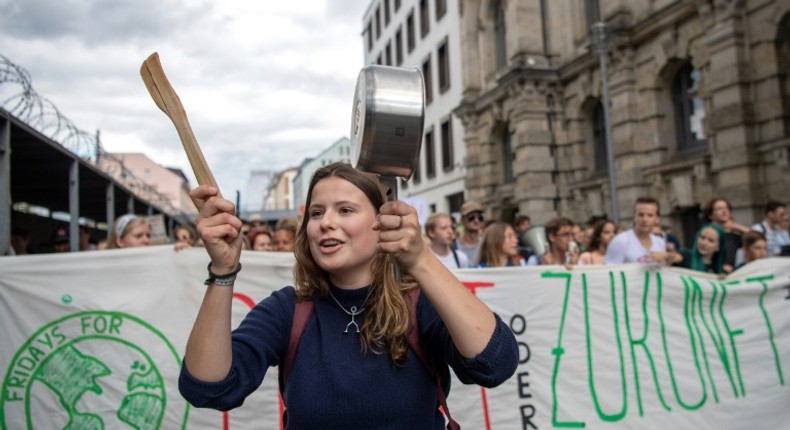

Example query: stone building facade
[456,0,790,245]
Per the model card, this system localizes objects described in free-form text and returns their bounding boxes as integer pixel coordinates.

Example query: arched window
[494,2,506,69]
[672,62,707,154]
[592,101,608,174]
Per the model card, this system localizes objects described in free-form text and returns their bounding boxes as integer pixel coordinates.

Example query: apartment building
[362,0,467,215]
[264,167,298,211]
[292,137,352,208]
[96,153,196,216]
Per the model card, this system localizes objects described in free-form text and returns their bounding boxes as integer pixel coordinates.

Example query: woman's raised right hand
[190,185,243,274]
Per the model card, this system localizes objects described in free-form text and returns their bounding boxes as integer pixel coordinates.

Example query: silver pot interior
[350,65,425,181]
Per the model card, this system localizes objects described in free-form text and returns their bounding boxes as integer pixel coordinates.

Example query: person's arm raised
[376,201,496,359]
[183,185,244,382]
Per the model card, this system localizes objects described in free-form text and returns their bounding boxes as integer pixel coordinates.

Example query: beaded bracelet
[204,262,242,286]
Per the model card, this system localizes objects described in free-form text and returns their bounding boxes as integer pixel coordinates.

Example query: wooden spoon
[140,52,222,197]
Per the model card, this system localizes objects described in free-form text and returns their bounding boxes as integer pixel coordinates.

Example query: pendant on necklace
[344,306,361,334]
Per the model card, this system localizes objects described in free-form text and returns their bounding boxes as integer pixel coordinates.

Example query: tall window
[438,40,450,93]
[672,62,707,154]
[395,0,401,12]
[494,2,507,69]
[425,129,436,178]
[447,192,464,215]
[422,57,433,105]
[501,125,515,183]
[395,28,404,65]
[441,119,453,170]
[592,101,608,174]
[407,11,416,52]
[585,0,601,29]
[435,0,447,20]
[420,0,430,38]
[375,6,381,40]
[385,42,392,65]
[366,21,373,52]
[384,0,391,26]
[776,14,790,137]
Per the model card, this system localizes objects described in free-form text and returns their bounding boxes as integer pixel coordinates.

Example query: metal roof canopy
[1,109,185,254]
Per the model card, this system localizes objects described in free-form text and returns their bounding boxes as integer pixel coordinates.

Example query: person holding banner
[475,222,526,267]
[179,162,518,429]
[106,214,151,249]
[673,223,727,274]
[604,196,673,265]
[577,220,616,265]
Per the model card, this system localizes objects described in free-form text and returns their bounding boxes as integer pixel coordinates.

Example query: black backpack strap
[451,249,460,268]
[405,288,460,430]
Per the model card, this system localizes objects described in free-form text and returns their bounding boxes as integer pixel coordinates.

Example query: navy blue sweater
[179,285,519,429]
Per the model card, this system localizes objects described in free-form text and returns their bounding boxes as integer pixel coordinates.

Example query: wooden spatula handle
[142,53,221,197]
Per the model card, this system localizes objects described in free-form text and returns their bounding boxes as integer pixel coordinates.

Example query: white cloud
[0,0,368,210]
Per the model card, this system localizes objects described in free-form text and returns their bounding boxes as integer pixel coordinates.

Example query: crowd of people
[8,212,301,255]
[9,194,788,277]
[425,196,789,276]
[12,194,787,277]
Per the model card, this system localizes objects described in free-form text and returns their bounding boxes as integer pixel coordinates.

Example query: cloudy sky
[1,0,370,210]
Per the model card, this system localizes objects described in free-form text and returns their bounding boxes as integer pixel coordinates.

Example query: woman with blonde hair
[107,214,151,249]
[179,162,518,428]
[476,221,525,267]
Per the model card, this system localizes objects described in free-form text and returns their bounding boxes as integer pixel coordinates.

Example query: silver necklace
[328,288,372,334]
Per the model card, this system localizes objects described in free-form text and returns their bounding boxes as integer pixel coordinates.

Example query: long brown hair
[587,220,615,253]
[293,162,414,364]
[477,221,519,267]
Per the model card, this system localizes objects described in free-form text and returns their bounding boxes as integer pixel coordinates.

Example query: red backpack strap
[283,298,314,390]
[405,288,460,430]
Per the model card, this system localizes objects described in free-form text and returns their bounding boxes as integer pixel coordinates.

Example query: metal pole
[69,160,79,252]
[0,117,10,255]
[592,22,620,224]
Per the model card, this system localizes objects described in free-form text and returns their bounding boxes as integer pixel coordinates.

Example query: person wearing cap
[51,227,71,253]
[455,201,485,264]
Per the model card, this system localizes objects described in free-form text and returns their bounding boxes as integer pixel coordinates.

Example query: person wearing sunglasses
[455,201,485,264]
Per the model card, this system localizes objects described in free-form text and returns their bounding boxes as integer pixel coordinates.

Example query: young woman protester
[734,230,768,270]
[577,220,617,265]
[179,163,518,429]
[673,223,728,274]
[475,221,526,267]
[106,214,151,249]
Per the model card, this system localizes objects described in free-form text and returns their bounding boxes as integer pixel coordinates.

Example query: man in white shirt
[605,196,673,264]
[751,200,789,256]
[426,213,469,269]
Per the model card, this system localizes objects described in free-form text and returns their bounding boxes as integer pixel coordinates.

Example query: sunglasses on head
[466,213,484,222]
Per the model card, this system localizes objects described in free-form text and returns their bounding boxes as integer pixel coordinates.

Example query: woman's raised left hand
[374,200,426,271]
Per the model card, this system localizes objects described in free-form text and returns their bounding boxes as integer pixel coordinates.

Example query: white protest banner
[1,247,788,429]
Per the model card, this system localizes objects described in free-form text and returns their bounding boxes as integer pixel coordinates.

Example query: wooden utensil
[140,52,221,197]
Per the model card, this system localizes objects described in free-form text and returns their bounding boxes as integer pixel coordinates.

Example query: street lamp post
[591,22,620,225]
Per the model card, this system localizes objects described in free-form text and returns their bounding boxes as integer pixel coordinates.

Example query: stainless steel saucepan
[350,65,425,200]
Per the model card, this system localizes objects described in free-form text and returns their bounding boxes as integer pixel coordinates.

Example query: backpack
[281,287,460,430]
